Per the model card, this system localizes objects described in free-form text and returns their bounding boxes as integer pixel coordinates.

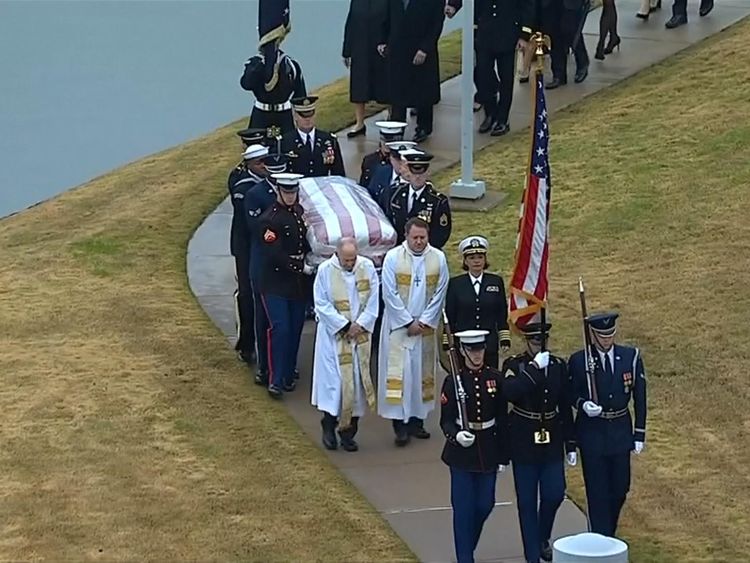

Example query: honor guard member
[281,96,346,178]
[359,121,408,188]
[240,49,307,138]
[369,140,416,207]
[440,330,509,563]
[502,322,576,563]
[387,151,451,249]
[228,143,270,365]
[446,237,511,369]
[244,154,290,386]
[568,312,647,537]
[258,172,314,398]
[236,127,270,151]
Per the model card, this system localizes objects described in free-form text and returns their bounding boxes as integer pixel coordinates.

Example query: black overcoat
[342,0,390,104]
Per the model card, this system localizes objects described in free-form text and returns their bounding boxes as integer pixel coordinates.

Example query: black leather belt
[510,406,558,421]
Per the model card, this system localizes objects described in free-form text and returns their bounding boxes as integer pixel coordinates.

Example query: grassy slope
[433,18,750,563]
[0,33,461,561]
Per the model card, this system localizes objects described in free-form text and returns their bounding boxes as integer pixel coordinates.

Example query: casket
[298,176,397,267]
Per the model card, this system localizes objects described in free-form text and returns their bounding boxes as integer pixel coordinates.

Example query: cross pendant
[414,275,421,287]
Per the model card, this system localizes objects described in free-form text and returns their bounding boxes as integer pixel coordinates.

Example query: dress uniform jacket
[440,366,510,471]
[451,0,522,53]
[244,179,277,284]
[445,272,510,369]
[228,165,261,258]
[568,345,647,456]
[359,150,389,188]
[502,352,576,465]
[281,129,346,178]
[387,181,452,249]
[240,53,307,136]
[258,202,311,300]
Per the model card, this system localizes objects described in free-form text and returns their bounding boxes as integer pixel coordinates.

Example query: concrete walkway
[187,4,749,561]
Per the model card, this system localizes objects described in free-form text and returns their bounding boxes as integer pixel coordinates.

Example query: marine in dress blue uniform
[440,330,509,563]
[240,50,307,138]
[244,154,290,386]
[257,173,314,398]
[568,312,647,537]
[502,322,576,563]
[280,96,346,178]
[446,236,511,369]
[385,151,452,249]
[359,120,407,188]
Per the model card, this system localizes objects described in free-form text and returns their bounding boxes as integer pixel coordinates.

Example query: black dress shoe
[339,436,359,452]
[412,129,430,143]
[408,418,431,439]
[346,125,366,138]
[393,421,410,446]
[519,75,530,84]
[478,114,495,134]
[490,122,510,137]
[699,0,713,16]
[540,540,553,562]
[254,371,268,386]
[665,14,687,27]
[282,380,296,392]
[237,349,256,364]
[574,65,589,83]
[267,385,283,399]
[545,77,566,90]
[636,11,650,19]
[321,416,338,450]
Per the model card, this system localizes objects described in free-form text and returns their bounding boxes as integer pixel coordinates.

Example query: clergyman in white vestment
[377,217,449,446]
[312,238,380,452]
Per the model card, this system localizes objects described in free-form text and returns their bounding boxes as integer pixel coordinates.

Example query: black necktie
[604,353,613,377]
[306,134,313,154]
[410,191,418,212]
[473,279,480,295]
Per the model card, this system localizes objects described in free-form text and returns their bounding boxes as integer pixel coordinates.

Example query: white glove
[302,263,315,276]
[456,430,475,448]
[582,401,602,417]
[634,441,644,454]
[498,464,507,473]
[532,351,550,370]
[566,452,577,466]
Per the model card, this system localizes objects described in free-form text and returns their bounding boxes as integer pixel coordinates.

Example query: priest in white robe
[312,238,380,452]
[378,217,449,446]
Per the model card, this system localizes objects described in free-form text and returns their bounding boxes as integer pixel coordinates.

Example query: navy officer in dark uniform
[440,329,509,563]
[502,321,576,563]
[281,96,346,178]
[446,236,511,370]
[385,150,451,249]
[368,140,415,207]
[244,154,289,386]
[359,120,407,188]
[257,172,314,398]
[228,142,271,365]
[240,49,307,137]
[568,312,647,537]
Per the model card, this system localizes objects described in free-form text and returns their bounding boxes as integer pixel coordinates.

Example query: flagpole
[449,0,485,200]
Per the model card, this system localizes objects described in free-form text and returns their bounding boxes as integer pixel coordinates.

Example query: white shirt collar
[469,272,483,285]
[597,346,615,370]
[409,185,425,196]
[299,128,316,144]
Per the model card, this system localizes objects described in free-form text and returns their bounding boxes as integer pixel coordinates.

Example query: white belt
[456,418,495,430]
[254,100,292,112]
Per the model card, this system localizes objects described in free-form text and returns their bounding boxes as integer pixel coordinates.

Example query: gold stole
[330,262,376,429]
[386,247,440,405]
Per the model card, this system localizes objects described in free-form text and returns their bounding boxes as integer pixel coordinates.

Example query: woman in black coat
[342,0,390,138]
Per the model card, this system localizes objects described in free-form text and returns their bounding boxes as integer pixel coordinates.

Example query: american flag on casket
[298,176,397,268]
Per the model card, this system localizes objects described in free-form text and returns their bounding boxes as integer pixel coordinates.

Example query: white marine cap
[243,144,269,161]
[375,120,408,135]
[455,329,490,346]
[458,236,489,256]
[271,172,304,191]
[385,140,418,153]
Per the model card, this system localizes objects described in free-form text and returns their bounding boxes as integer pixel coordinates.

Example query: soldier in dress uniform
[369,140,416,207]
[502,322,576,563]
[281,96,346,178]
[446,236,511,370]
[244,154,290,386]
[257,172,315,398]
[236,127,270,151]
[386,151,451,249]
[240,49,307,138]
[440,329,509,563]
[359,120,407,188]
[568,312,647,537]
[228,142,271,365]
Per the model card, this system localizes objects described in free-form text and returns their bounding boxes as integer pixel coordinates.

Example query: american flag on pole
[508,72,551,330]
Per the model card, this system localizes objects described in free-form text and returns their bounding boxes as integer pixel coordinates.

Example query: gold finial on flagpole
[524,31,551,75]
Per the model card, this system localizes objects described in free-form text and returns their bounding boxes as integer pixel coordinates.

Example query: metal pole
[449,0,486,200]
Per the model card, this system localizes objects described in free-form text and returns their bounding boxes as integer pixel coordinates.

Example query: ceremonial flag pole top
[449,0,486,200]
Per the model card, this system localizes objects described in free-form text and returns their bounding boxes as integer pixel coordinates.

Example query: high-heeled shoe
[595,41,606,60]
[650,0,662,12]
[346,124,366,138]
[636,11,650,19]
[603,35,621,55]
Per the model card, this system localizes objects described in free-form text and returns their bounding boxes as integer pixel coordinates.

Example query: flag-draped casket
[298,176,397,267]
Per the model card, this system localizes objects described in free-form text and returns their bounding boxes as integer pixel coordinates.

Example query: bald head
[336,238,358,271]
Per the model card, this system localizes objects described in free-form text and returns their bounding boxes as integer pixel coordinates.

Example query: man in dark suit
[547,0,590,88]
[568,312,648,537]
[359,121,408,188]
[384,0,446,143]
[385,150,451,249]
[281,96,346,178]
[446,0,523,136]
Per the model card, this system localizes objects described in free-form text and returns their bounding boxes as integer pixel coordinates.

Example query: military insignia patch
[505,369,515,378]
[486,285,499,292]
[440,392,448,405]
[263,229,277,243]
[439,214,448,226]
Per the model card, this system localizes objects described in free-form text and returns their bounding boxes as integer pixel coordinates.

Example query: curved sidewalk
[187,4,749,561]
